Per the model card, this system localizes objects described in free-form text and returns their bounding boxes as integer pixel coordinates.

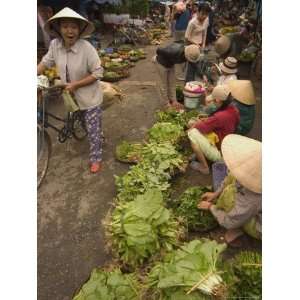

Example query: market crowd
[37,0,262,245]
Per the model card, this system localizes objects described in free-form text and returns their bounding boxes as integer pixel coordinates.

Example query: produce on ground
[115,141,143,163]
[115,160,171,202]
[227,251,262,299]
[140,142,186,175]
[238,51,256,62]
[173,187,218,232]
[156,108,199,128]
[147,239,227,299]
[148,122,185,144]
[73,268,140,300]
[106,189,183,268]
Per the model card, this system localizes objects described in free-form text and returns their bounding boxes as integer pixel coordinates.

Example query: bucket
[183,90,204,109]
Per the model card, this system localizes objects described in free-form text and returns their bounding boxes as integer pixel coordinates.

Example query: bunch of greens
[229,251,262,299]
[140,142,186,175]
[148,122,185,144]
[173,187,218,232]
[115,161,171,202]
[107,189,182,268]
[156,109,199,128]
[147,239,227,299]
[73,268,140,300]
[115,141,143,163]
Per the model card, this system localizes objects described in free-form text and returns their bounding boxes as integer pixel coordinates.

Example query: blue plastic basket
[212,161,228,191]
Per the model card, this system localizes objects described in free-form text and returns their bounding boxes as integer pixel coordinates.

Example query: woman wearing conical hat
[37,7,104,173]
[198,134,262,244]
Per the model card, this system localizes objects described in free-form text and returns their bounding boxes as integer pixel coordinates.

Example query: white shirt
[185,16,209,45]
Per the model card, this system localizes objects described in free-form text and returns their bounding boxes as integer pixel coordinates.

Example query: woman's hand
[197,200,213,210]
[201,192,217,202]
[65,82,79,93]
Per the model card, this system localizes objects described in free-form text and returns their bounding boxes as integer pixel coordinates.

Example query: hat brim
[44,8,94,38]
[44,18,94,38]
[219,62,237,74]
[221,134,262,193]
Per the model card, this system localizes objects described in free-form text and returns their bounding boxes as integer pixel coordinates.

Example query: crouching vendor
[198,134,262,244]
[154,43,201,108]
[187,85,240,175]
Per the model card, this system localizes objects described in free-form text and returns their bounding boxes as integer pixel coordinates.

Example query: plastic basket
[212,161,228,192]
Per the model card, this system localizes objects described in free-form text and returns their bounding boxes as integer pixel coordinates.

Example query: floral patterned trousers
[84,105,103,163]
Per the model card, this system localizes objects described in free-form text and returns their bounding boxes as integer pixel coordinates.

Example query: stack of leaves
[147,239,227,300]
[115,141,143,163]
[173,187,218,232]
[148,122,185,144]
[155,109,199,129]
[107,189,182,268]
[73,268,140,300]
[229,251,262,299]
[115,161,171,202]
[140,142,186,175]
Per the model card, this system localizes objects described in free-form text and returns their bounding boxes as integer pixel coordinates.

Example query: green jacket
[232,100,256,135]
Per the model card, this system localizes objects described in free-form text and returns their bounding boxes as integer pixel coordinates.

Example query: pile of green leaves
[173,187,218,232]
[140,142,186,175]
[107,189,182,268]
[115,161,171,202]
[148,122,185,144]
[115,141,143,163]
[73,268,140,300]
[156,109,199,128]
[229,251,262,299]
[147,239,227,300]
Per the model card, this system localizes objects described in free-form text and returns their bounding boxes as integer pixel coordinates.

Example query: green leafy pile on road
[148,122,185,144]
[115,142,186,202]
[147,239,227,300]
[227,251,262,299]
[73,268,140,300]
[173,187,218,232]
[115,162,171,202]
[156,108,199,128]
[107,189,183,268]
[115,141,143,163]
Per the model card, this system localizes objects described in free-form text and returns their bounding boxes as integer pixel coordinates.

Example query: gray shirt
[42,38,103,110]
[210,183,262,237]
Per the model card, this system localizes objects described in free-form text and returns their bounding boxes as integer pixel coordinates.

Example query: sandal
[90,162,102,173]
[190,161,210,175]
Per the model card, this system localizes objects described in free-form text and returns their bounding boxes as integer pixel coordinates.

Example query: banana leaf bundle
[107,189,183,268]
[147,239,227,300]
[73,268,141,300]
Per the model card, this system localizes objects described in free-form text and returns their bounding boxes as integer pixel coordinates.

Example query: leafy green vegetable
[73,268,140,300]
[107,189,183,268]
[148,122,185,144]
[147,239,227,299]
[115,141,143,163]
[156,109,199,128]
[115,161,171,202]
[140,142,186,175]
[173,187,218,232]
[229,251,262,299]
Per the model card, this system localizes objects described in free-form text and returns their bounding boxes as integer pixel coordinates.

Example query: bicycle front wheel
[37,125,51,189]
[72,111,88,141]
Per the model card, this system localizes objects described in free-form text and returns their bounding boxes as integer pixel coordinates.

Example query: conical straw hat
[227,80,256,105]
[214,35,231,55]
[44,7,94,38]
[221,134,261,193]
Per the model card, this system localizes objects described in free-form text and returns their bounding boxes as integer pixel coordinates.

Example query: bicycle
[37,77,87,188]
